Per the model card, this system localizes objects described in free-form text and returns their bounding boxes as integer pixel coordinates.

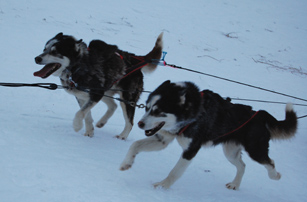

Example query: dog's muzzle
[138,121,165,136]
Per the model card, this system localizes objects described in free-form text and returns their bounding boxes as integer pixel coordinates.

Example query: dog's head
[138,80,202,136]
[34,33,87,79]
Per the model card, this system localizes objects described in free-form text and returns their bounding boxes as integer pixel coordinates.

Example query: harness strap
[115,52,124,60]
[177,90,259,138]
[177,124,191,136]
[111,54,149,86]
[213,111,259,141]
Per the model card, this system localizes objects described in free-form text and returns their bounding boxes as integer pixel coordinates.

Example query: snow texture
[0,0,307,201]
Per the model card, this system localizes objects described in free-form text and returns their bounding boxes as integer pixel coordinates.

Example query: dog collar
[177,124,191,135]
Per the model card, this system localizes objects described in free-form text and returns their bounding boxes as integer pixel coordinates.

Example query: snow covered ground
[0,0,307,201]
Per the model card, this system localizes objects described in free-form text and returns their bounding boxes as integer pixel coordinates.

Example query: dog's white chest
[176,135,193,150]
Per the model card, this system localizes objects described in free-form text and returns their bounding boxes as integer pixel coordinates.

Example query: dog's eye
[151,108,166,117]
[50,47,57,55]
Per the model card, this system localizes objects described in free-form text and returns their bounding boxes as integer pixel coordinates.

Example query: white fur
[223,142,245,190]
[146,95,160,110]
[120,131,175,171]
[120,130,195,189]
[153,157,191,189]
[174,82,186,88]
[120,82,290,190]
[286,103,293,112]
[45,39,58,50]
[117,97,133,140]
[179,94,186,105]
[96,92,118,128]
[176,135,192,150]
[141,95,179,132]
[141,110,177,132]
[140,32,164,74]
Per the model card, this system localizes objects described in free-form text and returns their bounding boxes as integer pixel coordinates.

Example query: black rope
[0,82,59,90]
[165,63,307,103]
[1,82,307,118]
[298,115,307,119]
[2,82,307,107]
[229,98,307,107]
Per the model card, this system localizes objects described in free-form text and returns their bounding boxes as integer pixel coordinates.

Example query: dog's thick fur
[120,80,297,189]
[34,33,163,139]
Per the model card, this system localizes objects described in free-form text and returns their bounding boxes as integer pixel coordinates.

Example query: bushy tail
[141,32,164,74]
[268,103,297,140]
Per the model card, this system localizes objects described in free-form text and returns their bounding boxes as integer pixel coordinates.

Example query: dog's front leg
[153,156,191,189]
[153,136,201,189]
[120,132,175,171]
[73,100,98,133]
[76,97,94,137]
[96,92,117,128]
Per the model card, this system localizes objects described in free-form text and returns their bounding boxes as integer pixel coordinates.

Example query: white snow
[1,0,307,201]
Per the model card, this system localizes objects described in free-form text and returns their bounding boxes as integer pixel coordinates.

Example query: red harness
[69,51,149,89]
[111,53,149,86]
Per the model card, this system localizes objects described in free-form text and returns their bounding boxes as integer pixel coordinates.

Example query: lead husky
[120,80,297,189]
[34,33,163,139]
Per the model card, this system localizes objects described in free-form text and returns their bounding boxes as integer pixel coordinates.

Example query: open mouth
[33,63,61,79]
[145,122,165,136]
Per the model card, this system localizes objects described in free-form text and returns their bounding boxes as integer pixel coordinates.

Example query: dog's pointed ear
[55,32,63,39]
[161,80,171,86]
[76,39,83,44]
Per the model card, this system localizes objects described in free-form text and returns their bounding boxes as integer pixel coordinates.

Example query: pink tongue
[33,64,54,78]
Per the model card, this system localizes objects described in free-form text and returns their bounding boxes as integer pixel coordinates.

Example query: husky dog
[120,80,297,189]
[34,33,163,139]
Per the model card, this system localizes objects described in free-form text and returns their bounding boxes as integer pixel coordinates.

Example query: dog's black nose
[138,121,145,129]
[35,56,42,64]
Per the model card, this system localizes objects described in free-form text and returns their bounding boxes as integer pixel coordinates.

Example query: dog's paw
[153,179,172,189]
[96,122,106,128]
[275,172,281,180]
[226,182,239,190]
[120,156,135,171]
[73,112,84,132]
[269,171,281,180]
[115,135,126,140]
[84,129,94,137]
[119,163,132,171]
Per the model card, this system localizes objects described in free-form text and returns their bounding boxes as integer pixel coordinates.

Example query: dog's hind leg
[75,97,94,137]
[115,90,140,140]
[264,159,281,180]
[245,130,281,181]
[223,142,245,190]
[116,101,133,140]
[120,132,175,171]
[248,150,281,180]
[96,94,118,128]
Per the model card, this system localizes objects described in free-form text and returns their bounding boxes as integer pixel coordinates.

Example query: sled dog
[34,33,163,139]
[120,80,297,189]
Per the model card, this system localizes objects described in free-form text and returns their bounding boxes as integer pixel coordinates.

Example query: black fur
[34,33,163,139]
[150,81,297,163]
[123,80,298,189]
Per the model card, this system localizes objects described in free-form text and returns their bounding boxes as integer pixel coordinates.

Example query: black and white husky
[120,80,297,189]
[34,33,163,139]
